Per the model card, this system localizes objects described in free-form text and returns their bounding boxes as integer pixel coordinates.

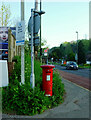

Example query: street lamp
[30,8,45,89]
[33,10,45,15]
[33,9,45,62]
[76,31,78,63]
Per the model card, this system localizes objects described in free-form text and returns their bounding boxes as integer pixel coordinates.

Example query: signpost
[44,49,48,56]
[29,36,40,46]
[44,48,49,64]
[16,21,25,46]
[30,9,35,89]
[16,0,25,84]
[28,6,45,89]
[28,13,40,35]
[16,20,25,84]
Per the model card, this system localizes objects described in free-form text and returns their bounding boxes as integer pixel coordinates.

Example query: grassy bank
[2,52,65,115]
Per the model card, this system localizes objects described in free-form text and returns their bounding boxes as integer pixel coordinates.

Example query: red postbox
[41,65,55,96]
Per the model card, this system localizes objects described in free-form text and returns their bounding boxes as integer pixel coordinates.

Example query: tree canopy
[48,39,90,64]
[0,3,11,26]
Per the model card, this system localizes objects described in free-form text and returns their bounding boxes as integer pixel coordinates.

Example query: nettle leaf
[2,52,65,115]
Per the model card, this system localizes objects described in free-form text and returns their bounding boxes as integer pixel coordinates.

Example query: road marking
[63,78,89,92]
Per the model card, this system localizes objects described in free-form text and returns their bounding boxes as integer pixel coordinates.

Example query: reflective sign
[28,13,40,35]
[16,21,25,46]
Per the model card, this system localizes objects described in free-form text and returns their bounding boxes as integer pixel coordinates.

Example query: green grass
[2,51,65,115]
[78,64,91,69]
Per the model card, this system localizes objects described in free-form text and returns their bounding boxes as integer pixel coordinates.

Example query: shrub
[2,53,65,115]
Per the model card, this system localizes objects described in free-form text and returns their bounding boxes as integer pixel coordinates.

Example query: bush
[2,52,65,115]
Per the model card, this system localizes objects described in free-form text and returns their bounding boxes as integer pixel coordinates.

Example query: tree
[65,42,73,55]
[78,40,86,64]
[67,52,75,61]
[60,44,65,58]
[48,47,61,61]
[89,39,91,51]
[0,3,11,26]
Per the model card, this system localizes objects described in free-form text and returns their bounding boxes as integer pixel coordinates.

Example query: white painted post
[21,0,25,84]
[30,9,35,89]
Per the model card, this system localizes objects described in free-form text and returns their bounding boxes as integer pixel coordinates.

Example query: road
[55,65,91,90]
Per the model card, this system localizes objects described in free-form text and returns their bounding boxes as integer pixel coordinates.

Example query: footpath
[2,78,90,119]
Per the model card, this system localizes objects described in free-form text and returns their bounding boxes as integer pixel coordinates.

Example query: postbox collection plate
[46,75,50,81]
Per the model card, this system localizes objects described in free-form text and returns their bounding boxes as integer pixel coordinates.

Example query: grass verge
[2,52,65,115]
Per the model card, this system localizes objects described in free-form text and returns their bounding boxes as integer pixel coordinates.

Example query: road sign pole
[21,0,25,84]
[40,0,42,63]
[30,9,35,89]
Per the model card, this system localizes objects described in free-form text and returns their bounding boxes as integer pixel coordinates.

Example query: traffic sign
[28,13,40,35]
[16,21,25,46]
[29,36,40,46]
[44,52,47,56]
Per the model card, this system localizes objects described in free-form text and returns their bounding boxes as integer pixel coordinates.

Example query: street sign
[29,38,39,46]
[44,52,47,56]
[44,48,49,56]
[44,49,47,53]
[29,36,40,46]
[16,21,25,46]
[28,13,40,35]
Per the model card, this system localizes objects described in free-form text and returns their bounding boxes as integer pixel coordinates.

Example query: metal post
[30,9,35,89]
[76,31,78,63]
[34,0,38,53]
[35,0,38,10]
[40,0,42,63]
[21,0,25,84]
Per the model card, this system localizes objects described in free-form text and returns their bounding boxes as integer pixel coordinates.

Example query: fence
[8,28,21,76]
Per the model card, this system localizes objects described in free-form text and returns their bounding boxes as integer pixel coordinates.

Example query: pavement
[1,78,90,119]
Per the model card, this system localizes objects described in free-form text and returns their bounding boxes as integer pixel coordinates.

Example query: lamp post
[30,9,45,89]
[40,0,45,62]
[34,8,45,63]
[76,31,78,63]
[30,9,35,89]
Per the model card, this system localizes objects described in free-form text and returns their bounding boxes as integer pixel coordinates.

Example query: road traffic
[55,65,90,90]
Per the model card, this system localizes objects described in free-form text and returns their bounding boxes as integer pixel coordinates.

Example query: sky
[0,0,89,48]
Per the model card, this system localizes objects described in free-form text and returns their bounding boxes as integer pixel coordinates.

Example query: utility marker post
[30,9,35,89]
[21,0,25,84]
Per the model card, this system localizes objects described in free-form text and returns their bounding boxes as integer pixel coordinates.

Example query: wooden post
[8,29,12,62]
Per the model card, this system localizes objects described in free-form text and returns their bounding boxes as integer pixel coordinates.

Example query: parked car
[2,50,8,60]
[0,50,2,60]
[66,61,78,70]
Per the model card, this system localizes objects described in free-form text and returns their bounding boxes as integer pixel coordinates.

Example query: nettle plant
[2,53,65,115]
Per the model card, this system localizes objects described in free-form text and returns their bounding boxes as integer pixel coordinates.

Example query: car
[2,50,8,60]
[66,61,78,70]
[0,50,2,60]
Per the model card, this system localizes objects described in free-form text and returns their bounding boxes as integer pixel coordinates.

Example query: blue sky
[0,0,89,48]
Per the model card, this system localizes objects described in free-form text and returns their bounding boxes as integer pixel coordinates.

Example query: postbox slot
[46,71,51,73]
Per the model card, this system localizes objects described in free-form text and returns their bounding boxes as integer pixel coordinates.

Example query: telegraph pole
[21,0,25,84]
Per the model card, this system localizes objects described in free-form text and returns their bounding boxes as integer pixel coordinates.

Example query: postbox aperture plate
[46,75,50,81]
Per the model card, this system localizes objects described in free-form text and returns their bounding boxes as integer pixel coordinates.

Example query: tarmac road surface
[55,65,91,90]
[55,65,90,79]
